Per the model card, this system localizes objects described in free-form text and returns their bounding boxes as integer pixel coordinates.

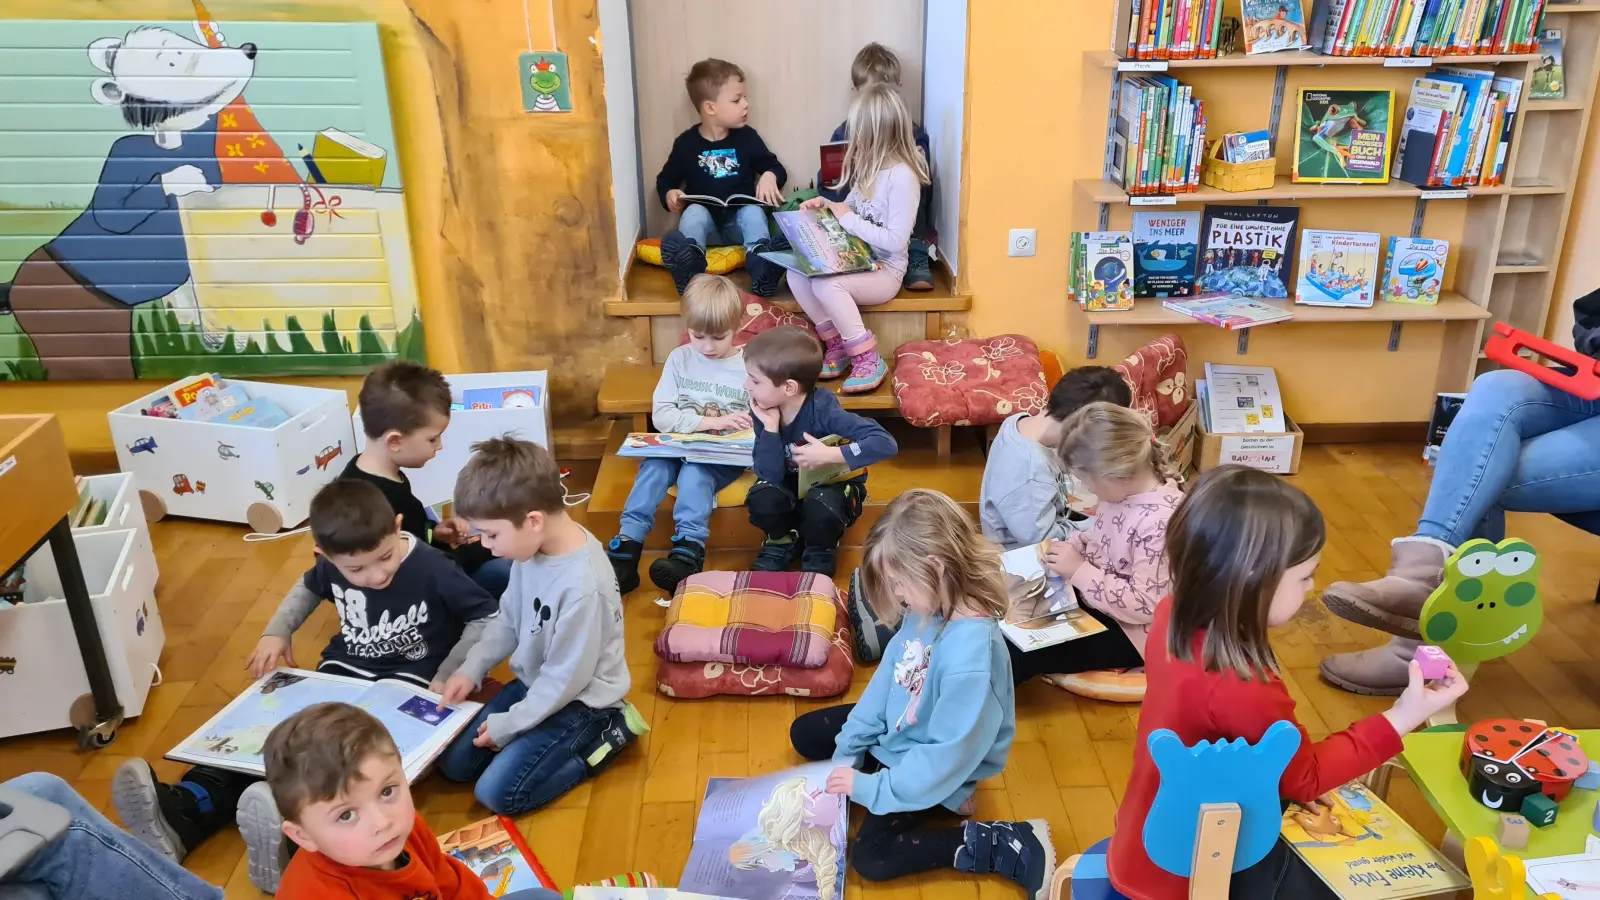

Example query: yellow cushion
[1040,669,1146,703]
[635,238,746,274]
[666,470,757,508]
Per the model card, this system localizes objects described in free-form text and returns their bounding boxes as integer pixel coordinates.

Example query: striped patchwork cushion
[654,571,840,669]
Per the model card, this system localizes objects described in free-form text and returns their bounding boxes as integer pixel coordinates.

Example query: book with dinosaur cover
[437,816,556,895]
[1070,231,1137,310]
[1196,205,1299,299]
[1133,211,1201,299]
[1384,237,1449,306]
[1292,88,1394,184]
[1534,29,1566,99]
[678,763,846,900]
[1295,230,1379,307]
[1282,780,1467,899]
[1242,0,1309,53]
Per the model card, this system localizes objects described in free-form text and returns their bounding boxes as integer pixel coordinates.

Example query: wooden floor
[6,443,1600,898]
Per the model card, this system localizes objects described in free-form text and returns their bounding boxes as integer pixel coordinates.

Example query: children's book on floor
[618,430,755,468]
[762,209,875,277]
[1070,231,1136,310]
[1281,780,1467,899]
[1204,363,1286,433]
[998,542,1108,652]
[1162,294,1295,329]
[1197,204,1299,298]
[798,435,863,499]
[437,815,557,895]
[1242,0,1309,54]
[1292,88,1394,184]
[1534,29,1566,99]
[1133,211,1201,299]
[678,762,847,900]
[1295,230,1379,307]
[167,669,481,780]
[1384,237,1449,306]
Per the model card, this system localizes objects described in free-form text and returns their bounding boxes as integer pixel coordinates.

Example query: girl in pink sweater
[1012,402,1184,685]
[791,83,929,394]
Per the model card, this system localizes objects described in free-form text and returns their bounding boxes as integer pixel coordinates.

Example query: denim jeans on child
[436,683,624,817]
[1,772,222,900]
[678,203,770,250]
[619,457,747,545]
[469,556,514,598]
[1417,368,1600,546]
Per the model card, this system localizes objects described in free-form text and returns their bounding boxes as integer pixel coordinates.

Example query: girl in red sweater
[1107,465,1468,900]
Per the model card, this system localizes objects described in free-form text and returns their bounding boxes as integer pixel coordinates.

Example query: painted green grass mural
[0,314,46,382]
[131,301,424,380]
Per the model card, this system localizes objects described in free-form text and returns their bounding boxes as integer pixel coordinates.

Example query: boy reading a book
[606,274,752,594]
[742,326,898,576]
[656,58,787,298]
[112,479,499,894]
[436,438,645,817]
[348,360,514,597]
[980,366,1133,551]
[820,42,936,293]
[267,702,561,900]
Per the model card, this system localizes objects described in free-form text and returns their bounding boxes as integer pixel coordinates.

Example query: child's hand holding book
[756,171,784,206]
[438,672,476,709]
[792,433,845,468]
[701,412,752,434]
[246,635,295,679]
[800,195,850,219]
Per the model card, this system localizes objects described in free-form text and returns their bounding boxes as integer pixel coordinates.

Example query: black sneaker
[801,544,839,577]
[954,820,1056,900]
[649,535,705,593]
[847,567,896,664]
[661,230,707,295]
[753,529,802,571]
[904,244,934,291]
[607,535,644,594]
[746,239,782,297]
[112,760,226,862]
[581,701,651,772]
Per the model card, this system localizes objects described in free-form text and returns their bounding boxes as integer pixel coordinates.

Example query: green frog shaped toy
[1419,538,1541,664]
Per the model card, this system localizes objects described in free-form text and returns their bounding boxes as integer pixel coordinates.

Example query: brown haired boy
[113,479,497,893]
[656,58,787,297]
[435,438,645,816]
[742,326,898,575]
[607,274,751,593]
[267,702,559,900]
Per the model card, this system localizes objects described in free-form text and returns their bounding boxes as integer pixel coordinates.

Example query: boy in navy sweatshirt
[742,326,898,575]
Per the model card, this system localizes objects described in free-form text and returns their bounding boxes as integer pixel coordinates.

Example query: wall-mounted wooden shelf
[1088,48,1542,69]
[1076,177,1566,205]
[1077,293,1490,327]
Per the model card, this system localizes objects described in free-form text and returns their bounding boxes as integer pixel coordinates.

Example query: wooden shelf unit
[1082,0,1600,396]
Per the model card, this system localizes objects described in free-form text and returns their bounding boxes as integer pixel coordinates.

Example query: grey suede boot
[1320,537,1449,639]
[1320,637,1419,697]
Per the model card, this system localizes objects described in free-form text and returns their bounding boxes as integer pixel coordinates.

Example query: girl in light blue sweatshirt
[788,489,1056,900]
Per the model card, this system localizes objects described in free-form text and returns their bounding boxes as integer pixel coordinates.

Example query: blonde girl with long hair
[786,490,1056,900]
[792,82,931,395]
[1008,402,1186,687]
[727,776,841,900]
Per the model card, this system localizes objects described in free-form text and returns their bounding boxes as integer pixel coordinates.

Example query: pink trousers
[786,267,902,350]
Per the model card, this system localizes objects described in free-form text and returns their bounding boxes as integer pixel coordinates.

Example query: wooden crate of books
[1201,142,1275,193]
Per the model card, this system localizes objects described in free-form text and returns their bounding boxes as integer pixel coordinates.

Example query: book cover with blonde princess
[679,762,847,900]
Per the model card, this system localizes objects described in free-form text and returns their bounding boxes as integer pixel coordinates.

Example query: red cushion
[891,335,1047,428]
[1112,334,1191,429]
[678,296,819,349]
[655,574,854,699]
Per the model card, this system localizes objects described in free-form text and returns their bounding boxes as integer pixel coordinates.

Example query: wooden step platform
[599,362,898,431]
[583,420,984,550]
[616,259,968,312]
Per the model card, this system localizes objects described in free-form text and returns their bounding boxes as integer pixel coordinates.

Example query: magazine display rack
[1077,0,1600,398]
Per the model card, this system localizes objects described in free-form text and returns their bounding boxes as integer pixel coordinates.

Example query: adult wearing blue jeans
[1320,295,1600,694]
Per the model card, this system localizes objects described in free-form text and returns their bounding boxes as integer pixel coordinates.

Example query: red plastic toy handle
[1482,322,1600,400]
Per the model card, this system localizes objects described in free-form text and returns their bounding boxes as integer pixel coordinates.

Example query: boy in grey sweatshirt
[979,367,1132,550]
[437,438,645,817]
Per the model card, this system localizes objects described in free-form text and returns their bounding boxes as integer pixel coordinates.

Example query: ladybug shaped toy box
[1461,718,1590,812]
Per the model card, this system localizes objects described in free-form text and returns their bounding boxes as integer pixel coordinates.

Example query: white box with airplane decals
[108,378,354,532]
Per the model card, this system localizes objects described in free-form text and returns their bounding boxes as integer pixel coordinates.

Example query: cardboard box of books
[109,375,355,531]
[353,370,552,508]
[1198,417,1304,475]
[0,528,162,738]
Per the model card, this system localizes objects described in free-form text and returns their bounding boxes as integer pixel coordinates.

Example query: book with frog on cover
[1282,780,1467,899]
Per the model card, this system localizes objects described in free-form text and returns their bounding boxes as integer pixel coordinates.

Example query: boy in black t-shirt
[656,58,787,298]
[111,480,498,894]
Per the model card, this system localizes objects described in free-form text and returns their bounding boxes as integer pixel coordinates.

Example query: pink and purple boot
[816,323,847,380]
[842,333,887,394]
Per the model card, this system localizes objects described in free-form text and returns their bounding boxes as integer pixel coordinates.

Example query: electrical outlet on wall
[1009,228,1037,257]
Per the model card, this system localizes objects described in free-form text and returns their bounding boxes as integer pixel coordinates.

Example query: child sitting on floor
[743,326,898,576]
[606,273,751,594]
[656,58,787,297]
[267,702,561,900]
[980,365,1133,551]
[1011,402,1183,687]
[1107,466,1468,899]
[112,479,499,893]
[792,83,930,394]
[789,489,1054,900]
[437,438,644,817]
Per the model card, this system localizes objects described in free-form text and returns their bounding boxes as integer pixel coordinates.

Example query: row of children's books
[1123,0,1230,59]
[1111,75,1208,195]
[1395,70,1523,187]
[1310,0,1552,57]
[1069,205,1450,312]
[139,373,291,428]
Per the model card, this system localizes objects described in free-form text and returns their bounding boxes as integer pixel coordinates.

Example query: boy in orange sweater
[266,702,560,900]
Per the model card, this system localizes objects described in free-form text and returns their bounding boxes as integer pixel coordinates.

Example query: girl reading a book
[790,83,929,394]
[1107,466,1468,899]
[788,490,1056,900]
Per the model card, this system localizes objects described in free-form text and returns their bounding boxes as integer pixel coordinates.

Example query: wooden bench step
[598,362,899,420]
[616,259,968,314]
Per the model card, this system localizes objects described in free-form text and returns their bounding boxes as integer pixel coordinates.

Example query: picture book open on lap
[618,430,755,468]
[761,209,875,277]
[679,193,773,209]
[167,669,481,780]
[1281,780,1467,899]
[437,816,557,895]
[678,762,847,900]
[998,542,1108,652]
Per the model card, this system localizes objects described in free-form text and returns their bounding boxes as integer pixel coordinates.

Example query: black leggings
[789,705,966,882]
[1008,602,1143,685]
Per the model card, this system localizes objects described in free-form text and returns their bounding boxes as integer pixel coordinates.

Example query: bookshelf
[1081,0,1600,398]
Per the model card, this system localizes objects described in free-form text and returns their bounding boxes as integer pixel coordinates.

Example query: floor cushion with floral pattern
[891,335,1047,428]
[1111,333,1191,429]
